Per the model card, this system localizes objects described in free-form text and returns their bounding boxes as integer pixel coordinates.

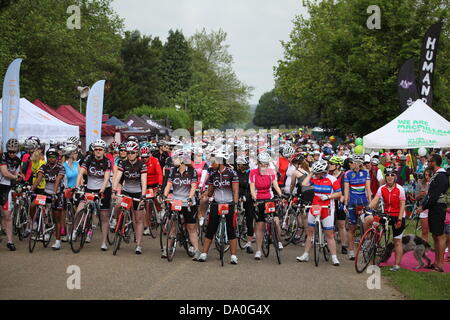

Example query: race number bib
[171,199,182,211]
[310,205,322,216]
[265,202,275,214]
[34,194,47,205]
[218,204,229,215]
[120,196,133,209]
[145,188,155,199]
[85,193,96,201]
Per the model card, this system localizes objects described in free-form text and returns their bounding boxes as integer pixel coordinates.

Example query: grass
[381,268,450,300]
[380,215,450,300]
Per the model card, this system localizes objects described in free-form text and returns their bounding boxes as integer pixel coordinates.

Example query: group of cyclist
[1,131,448,271]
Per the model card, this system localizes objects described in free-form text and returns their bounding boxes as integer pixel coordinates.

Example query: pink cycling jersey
[249,168,276,200]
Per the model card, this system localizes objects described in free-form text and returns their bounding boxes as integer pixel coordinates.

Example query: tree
[275,0,450,135]
[0,0,124,109]
[253,90,300,128]
[159,30,192,102]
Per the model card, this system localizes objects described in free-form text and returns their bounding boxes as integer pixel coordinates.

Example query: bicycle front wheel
[70,209,87,254]
[112,214,123,256]
[281,212,298,247]
[28,209,41,253]
[355,228,376,273]
[165,217,177,262]
[313,222,320,267]
[237,213,247,249]
[262,225,270,258]
[271,222,281,264]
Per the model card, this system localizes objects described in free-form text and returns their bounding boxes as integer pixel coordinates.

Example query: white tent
[364,100,450,149]
[0,98,79,144]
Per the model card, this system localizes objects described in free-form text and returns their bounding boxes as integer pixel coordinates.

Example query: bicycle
[236,196,248,249]
[144,187,162,239]
[355,210,391,273]
[29,194,55,253]
[63,188,76,242]
[305,204,331,267]
[212,201,234,267]
[69,189,101,253]
[160,198,196,262]
[112,195,140,255]
[280,195,306,247]
[256,199,282,265]
[11,183,31,241]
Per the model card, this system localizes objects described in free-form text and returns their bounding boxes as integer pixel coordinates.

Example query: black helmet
[6,138,19,152]
[127,136,138,143]
[385,166,396,175]
[46,148,58,158]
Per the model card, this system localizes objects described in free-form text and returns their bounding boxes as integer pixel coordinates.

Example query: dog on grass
[380,234,434,269]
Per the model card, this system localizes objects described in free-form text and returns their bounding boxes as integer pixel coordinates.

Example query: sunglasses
[386,173,396,177]
[127,152,137,155]
[48,155,57,159]
[8,151,16,154]
[94,148,104,152]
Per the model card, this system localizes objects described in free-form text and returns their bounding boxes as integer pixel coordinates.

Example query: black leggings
[205,203,236,241]
[244,199,255,237]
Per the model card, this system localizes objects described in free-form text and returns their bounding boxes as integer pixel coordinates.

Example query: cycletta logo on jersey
[124,171,140,179]
[213,179,231,188]
[44,174,56,182]
[172,177,192,185]
[89,166,105,177]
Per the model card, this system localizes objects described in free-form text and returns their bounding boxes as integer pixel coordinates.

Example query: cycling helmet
[257,152,271,164]
[89,143,95,152]
[371,158,380,165]
[6,138,19,152]
[352,154,364,164]
[292,153,304,163]
[24,138,38,151]
[312,160,328,174]
[109,141,118,151]
[63,144,77,156]
[92,139,107,150]
[236,156,249,165]
[67,136,79,146]
[127,136,138,143]
[125,141,139,152]
[322,147,333,156]
[119,142,127,151]
[212,148,230,160]
[28,136,40,146]
[140,145,150,157]
[157,140,167,147]
[364,154,371,163]
[46,148,58,158]
[385,166,396,175]
[329,156,344,166]
[282,146,295,158]
[322,155,331,162]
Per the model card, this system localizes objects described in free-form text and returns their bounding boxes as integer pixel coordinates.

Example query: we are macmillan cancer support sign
[397,120,450,136]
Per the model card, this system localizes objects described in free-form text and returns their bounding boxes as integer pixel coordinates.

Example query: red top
[144,156,163,186]
[249,168,276,200]
[277,157,290,186]
[105,153,115,169]
[376,184,406,217]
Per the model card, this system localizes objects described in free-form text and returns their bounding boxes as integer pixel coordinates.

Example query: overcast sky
[111,0,308,105]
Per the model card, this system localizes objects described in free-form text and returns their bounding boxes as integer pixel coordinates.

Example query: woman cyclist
[250,152,283,260]
[112,141,147,254]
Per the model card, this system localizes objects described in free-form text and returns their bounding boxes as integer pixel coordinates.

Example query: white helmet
[371,158,380,165]
[67,136,79,145]
[63,144,77,156]
[92,139,107,150]
[352,154,364,164]
[257,152,272,164]
[312,160,328,174]
[23,138,38,151]
[282,146,295,158]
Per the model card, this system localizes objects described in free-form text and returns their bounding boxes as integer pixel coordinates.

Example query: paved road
[0,231,404,300]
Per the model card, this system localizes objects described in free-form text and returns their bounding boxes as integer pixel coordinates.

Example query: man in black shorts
[417,154,449,272]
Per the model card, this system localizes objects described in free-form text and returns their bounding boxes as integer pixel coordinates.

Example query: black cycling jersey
[118,160,147,193]
[38,163,65,195]
[81,155,112,190]
[0,153,21,186]
[237,169,250,198]
[168,166,198,201]
[208,167,239,203]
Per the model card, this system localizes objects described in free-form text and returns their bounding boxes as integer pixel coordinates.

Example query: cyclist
[235,155,254,254]
[328,155,348,254]
[369,157,384,197]
[114,142,127,171]
[250,152,283,260]
[20,137,39,184]
[112,141,147,254]
[343,154,372,260]
[0,139,22,251]
[75,139,112,251]
[277,146,295,189]
[106,142,117,168]
[296,160,341,266]
[369,167,406,271]
[162,149,199,259]
[30,148,66,250]
[197,150,239,264]
[140,144,163,235]
[61,143,79,242]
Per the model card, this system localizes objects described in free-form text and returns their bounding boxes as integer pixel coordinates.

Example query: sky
[111,0,308,105]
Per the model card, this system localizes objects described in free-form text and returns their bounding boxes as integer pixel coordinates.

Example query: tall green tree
[253,90,300,128]
[159,30,192,102]
[0,0,124,108]
[275,0,450,135]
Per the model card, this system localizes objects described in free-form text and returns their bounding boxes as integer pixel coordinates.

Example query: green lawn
[381,268,450,300]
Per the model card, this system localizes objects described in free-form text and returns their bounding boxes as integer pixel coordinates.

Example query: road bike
[11,183,31,241]
[112,195,140,255]
[160,198,196,262]
[355,210,391,273]
[280,195,306,247]
[256,199,282,264]
[29,194,55,253]
[143,187,162,239]
[305,204,331,267]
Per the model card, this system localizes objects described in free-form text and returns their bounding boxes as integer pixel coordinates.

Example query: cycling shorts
[307,207,335,230]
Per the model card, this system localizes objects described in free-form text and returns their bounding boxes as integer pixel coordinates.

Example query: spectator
[415,168,433,242]
[417,154,449,273]
[395,155,411,186]
[416,155,428,174]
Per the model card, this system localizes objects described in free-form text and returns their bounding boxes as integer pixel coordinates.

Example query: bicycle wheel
[281,212,298,247]
[374,226,390,265]
[12,205,19,237]
[148,202,158,239]
[165,216,177,262]
[70,209,87,253]
[28,209,41,253]
[112,214,123,256]
[355,216,364,244]
[262,225,270,258]
[159,212,169,252]
[323,244,330,261]
[237,213,247,249]
[271,222,281,264]
[42,209,54,248]
[313,222,320,267]
[17,206,28,241]
[355,228,376,273]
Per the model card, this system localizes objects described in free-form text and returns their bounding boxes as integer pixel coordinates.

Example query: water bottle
[87,229,93,241]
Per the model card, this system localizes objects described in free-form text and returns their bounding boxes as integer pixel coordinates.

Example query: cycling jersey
[310,174,341,207]
[81,155,112,190]
[20,153,33,182]
[283,164,296,194]
[38,163,65,195]
[32,159,46,189]
[277,157,290,186]
[0,153,21,186]
[376,184,405,217]
[63,160,79,188]
[249,168,276,200]
[143,156,163,186]
[118,160,147,193]
[168,166,198,202]
[344,169,370,200]
[208,167,239,203]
